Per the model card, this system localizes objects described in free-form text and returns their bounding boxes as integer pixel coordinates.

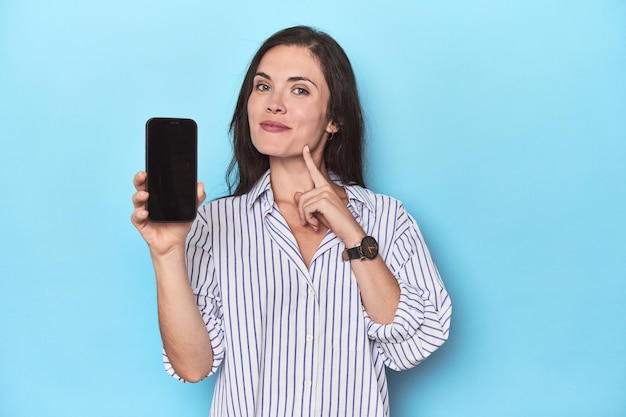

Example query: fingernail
[304,145,310,153]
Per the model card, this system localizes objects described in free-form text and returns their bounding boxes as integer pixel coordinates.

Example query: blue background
[1,1,625,416]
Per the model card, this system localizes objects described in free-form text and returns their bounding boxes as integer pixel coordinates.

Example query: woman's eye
[255,83,270,92]
[293,87,309,96]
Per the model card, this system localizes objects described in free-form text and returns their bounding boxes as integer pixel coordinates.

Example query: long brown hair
[227,26,366,196]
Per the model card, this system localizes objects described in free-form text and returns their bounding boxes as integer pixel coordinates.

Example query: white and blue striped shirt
[164,170,452,417]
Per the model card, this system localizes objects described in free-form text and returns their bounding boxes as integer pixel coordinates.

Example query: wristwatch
[342,236,379,261]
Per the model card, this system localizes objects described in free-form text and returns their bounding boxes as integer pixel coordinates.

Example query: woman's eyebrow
[288,76,319,90]
[254,72,319,90]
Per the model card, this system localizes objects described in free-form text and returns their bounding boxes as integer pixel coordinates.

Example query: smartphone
[145,117,198,222]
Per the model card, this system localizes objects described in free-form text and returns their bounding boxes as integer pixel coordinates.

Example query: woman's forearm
[151,245,213,382]
[350,255,401,324]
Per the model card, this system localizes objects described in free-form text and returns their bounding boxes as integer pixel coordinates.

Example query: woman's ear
[325,120,340,135]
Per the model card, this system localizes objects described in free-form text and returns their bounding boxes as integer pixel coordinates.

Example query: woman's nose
[266,93,285,114]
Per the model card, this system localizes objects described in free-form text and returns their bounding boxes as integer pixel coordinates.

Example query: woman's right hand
[130,171,206,257]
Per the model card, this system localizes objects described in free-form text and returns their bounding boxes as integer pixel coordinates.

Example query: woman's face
[247,45,337,160]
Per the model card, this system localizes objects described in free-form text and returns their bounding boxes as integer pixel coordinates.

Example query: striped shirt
[164,170,452,417]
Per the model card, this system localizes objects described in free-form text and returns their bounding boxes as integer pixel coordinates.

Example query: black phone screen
[145,118,197,222]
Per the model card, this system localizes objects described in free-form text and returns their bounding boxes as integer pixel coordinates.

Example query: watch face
[360,236,379,259]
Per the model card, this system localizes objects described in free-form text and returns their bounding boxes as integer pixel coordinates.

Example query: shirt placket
[262,195,322,414]
[301,271,320,415]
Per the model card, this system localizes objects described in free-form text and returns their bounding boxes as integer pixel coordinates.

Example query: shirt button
[308,288,316,296]
[306,335,314,342]
[304,380,312,387]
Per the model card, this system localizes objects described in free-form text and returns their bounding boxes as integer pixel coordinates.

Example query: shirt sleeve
[365,204,452,371]
[163,210,226,382]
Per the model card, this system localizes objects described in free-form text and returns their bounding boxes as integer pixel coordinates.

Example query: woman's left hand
[294,145,365,246]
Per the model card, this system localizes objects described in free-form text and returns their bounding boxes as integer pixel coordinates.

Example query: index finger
[302,145,327,188]
[133,171,147,191]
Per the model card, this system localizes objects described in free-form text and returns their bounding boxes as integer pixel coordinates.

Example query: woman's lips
[260,121,290,133]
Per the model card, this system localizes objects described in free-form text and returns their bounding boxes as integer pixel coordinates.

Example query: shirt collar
[247,170,272,208]
[328,172,376,215]
[246,170,274,215]
[246,169,376,215]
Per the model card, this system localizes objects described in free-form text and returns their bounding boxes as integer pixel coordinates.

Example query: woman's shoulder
[197,171,272,220]
[347,184,408,214]
[199,193,250,215]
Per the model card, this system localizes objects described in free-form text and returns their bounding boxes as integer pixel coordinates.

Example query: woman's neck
[269,156,329,204]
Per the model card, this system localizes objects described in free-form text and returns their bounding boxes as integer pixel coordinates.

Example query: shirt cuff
[163,313,225,382]
[365,281,426,343]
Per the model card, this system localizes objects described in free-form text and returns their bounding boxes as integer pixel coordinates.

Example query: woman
[132,26,451,417]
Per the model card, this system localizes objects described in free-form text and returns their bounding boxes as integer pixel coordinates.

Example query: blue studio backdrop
[1,1,624,416]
